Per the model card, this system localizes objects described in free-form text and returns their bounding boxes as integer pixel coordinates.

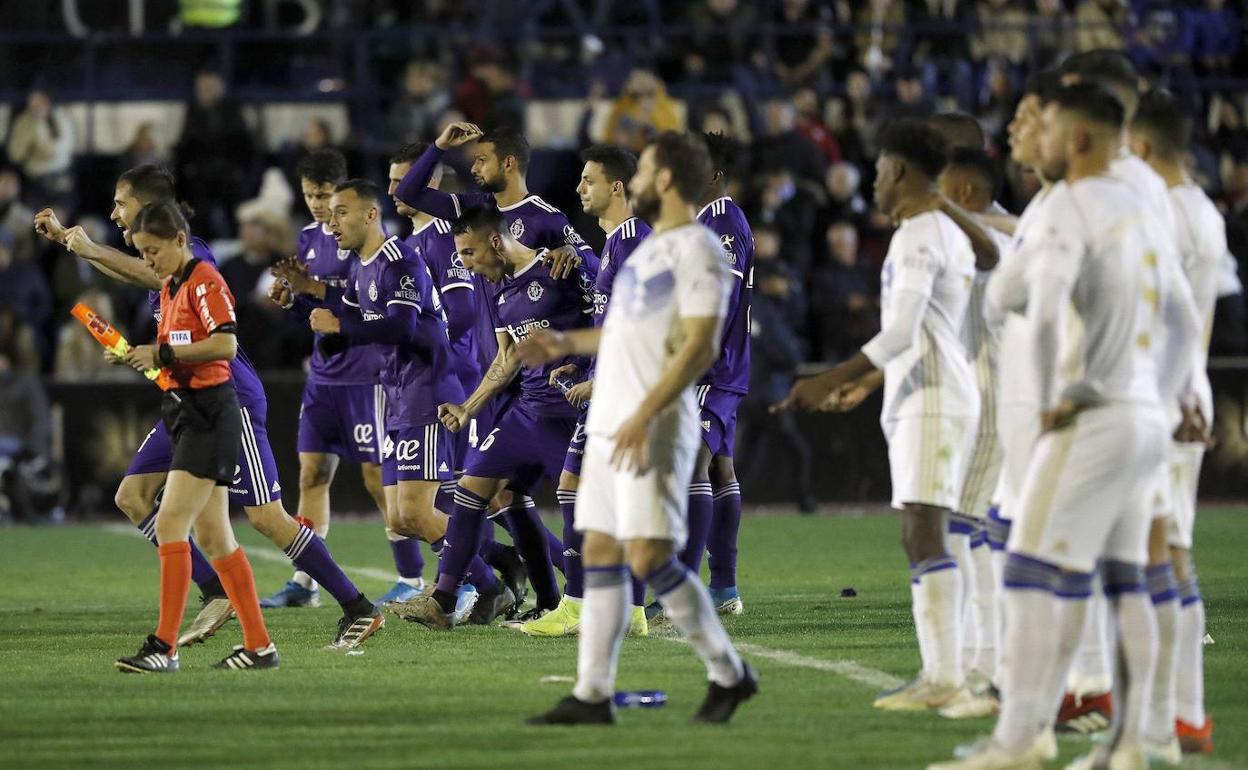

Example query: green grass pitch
[1,507,1244,769]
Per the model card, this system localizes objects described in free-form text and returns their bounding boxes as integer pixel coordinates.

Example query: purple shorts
[696,385,743,458]
[381,423,456,486]
[465,400,575,492]
[126,405,283,508]
[450,396,502,475]
[296,382,384,465]
[561,414,588,477]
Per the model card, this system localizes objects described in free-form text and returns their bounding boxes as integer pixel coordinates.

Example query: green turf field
[1,507,1243,770]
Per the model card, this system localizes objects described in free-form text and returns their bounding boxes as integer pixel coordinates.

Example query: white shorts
[1008,403,1168,573]
[883,415,977,510]
[957,428,1003,521]
[995,402,1040,522]
[1166,442,1204,549]
[575,419,698,548]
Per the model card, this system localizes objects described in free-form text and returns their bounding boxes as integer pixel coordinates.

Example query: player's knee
[299,457,334,490]
[242,502,290,540]
[627,541,673,578]
[114,481,153,523]
[1170,546,1193,579]
[709,456,736,486]
[1147,518,1171,565]
[192,525,235,561]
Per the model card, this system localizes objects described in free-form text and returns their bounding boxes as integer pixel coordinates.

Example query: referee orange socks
[212,547,272,651]
[156,541,193,651]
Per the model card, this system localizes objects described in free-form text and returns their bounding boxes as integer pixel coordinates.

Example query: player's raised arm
[393,123,483,221]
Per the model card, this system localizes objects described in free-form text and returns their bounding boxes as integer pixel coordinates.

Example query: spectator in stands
[1130,2,1192,70]
[1075,0,1128,52]
[453,47,528,131]
[854,0,908,79]
[754,165,818,272]
[389,59,450,143]
[793,88,843,166]
[0,228,52,351]
[973,0,1030,66]
[0,349,52,522]
[0,303,39,373]
[810,220,879,363]
[0,165,36,264]
[765,0,837,91]
[910,0,977,109]
[1031,0,1076,67]
[54,288,133,382]
[1214,155,1248,355]
[754,100,828,185]
[175,69,258,239]
[605,69,683,153]
[976,56,1018,139]
[684,0,762,84]
[222,205,304,369]
[818,161,870,236]
[886,66,935,123]
[1186,0,1240,74]
[120,122,163,170]
[5,87,75,210]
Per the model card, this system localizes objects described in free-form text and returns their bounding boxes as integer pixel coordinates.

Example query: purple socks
[707,480,742,590]
[679,481,714,573]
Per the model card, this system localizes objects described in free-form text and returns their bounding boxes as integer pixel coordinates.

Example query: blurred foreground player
[522,132,757,726]
[114,201,276,672]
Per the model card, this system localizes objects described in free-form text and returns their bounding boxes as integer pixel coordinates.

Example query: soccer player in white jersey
[931,83,1202,770]
[519,131,757,726]
[1128,89,1222,757]
[778,120,980,712]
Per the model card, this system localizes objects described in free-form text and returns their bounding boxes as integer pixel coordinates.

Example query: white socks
[648,558,743,687]
[291,570,318,591]
[1067,579,1113,696]
[969,541,998,682]
[1104,560,1159,746]
[1175,575,1206,726]
[995,587,1058,753]
[911,556,963,688]
[1145,564,1179,743]
[573,566,632,704]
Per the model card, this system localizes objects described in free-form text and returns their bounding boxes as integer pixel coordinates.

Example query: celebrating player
[521,131,757,726]
[777,120,980,712]
[263,148,402,608]
[521,144,652,637]
[35,165,383,651]
[389,204,598,630]
[113,201,275,672]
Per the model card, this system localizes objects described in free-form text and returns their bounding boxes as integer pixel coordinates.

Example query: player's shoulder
[505,194,563,217]
[301,221,320,232]
[433,218,453,236]
[189,236,216,266]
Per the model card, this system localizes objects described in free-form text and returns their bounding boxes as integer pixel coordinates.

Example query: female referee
[114,200,277,673]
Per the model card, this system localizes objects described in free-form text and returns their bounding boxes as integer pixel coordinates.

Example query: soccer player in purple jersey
[519,144,652,638]
[305,181,502,625]
[34,165,384,651]
[262,148,410,608]
[389,205,597,630]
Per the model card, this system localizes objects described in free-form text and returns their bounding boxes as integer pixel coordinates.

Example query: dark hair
[1053,83,1125,131]
[927,112,985,152]
[703,131,742,179]
[878,119,950,179]
[132,200,191,241]
[1023,68,1064,105]
[480,126,530,172]
[117,164,177,204]
[1061,50,1138,97]
[650,131,713,204]
[946,147,1000,200]
[333,178,382,205]
[1132,89,1190,158]
[579,144,638,185]
[296,148,347,186]
[451,205,506,237]
[389,141,429,166]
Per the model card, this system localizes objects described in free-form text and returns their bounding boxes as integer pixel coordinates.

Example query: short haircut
[579,144,638,185]
[946,147,1000,200]
[296,148,347,186]
[650,131,713,204]
[878,119,950,179]
[333,179,382,206]
[703,131,742,179]
[451,205,506,237]
[480,126,530,172]
[927,112,985,152]
[1053,83,1125,131]
[1061,50,1138,97]
[117,164,177,204]
[1132,89,1191,159]
[389,142,429,166]
[1023,68,1064,104]
[132,200,191,240]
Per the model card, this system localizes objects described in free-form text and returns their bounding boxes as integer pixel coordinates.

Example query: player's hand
[1040,399,1082,433]
[33,208,67,243]
[309,308,340,334]
[547,363,580,388]
[543,245,583,279]
[124,344,159,372]
[268,280,294,309]
[1174,403,1214,448]
[820,380,872,413]
[566,380,593,408]
[435,122,484,150]
[772,371,843,413]
[517,330,571,367]
[271,258,318,295]
[611,411,654,474]
[62,225,99,258]
[439,402,469,432]
[103,348,126,366]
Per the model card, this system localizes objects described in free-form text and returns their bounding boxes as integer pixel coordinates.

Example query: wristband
[158,343,175,366]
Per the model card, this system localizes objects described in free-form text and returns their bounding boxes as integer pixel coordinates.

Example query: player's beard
[475,173,505,194]
[1038,156,1067,183]
[633,184,660,224]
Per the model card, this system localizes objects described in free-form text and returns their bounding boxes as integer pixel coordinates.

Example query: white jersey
[963,225,1012,431]
[1027,175,1194,411]
[862,210,978,422]
[586,223,731,437]
[1170,183,1225,421]
[1110,149,1177,245]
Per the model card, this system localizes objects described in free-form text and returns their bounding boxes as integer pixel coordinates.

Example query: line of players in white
[781,52,1224,769]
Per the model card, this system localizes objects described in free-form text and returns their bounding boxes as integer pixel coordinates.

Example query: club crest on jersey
[601,252,611,272]
[169,330,192,345]
[368,281,379,301]
[510,218,525,239]
[336,249,351,261]
[526,281,544,302]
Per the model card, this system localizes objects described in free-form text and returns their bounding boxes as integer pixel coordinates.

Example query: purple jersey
[696,197,753,395]
[342,236,464,428]
[147,237,265,410]
[594,216,650,327]
[403,218,484,393]
[297,222,385,386]
[493,250,596,417]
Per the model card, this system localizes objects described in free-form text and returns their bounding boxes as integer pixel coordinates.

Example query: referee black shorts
[162,383,242,486]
